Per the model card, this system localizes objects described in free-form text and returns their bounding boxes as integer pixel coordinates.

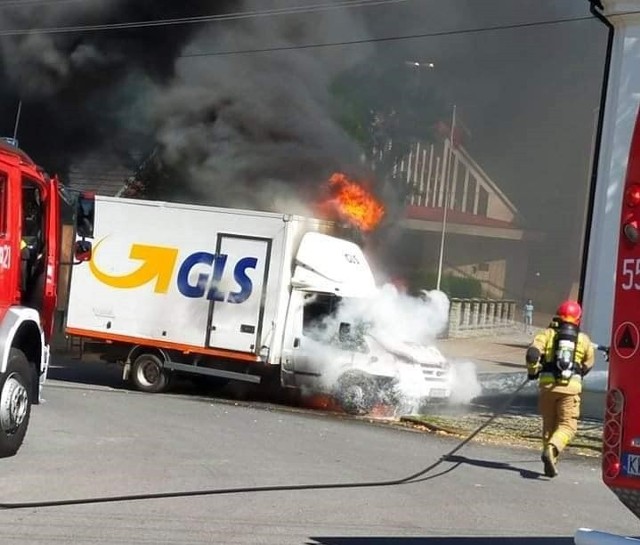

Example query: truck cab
[280,232,452,414]
[0,139,91,457]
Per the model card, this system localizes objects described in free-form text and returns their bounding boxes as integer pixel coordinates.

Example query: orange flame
[326,172,385,231]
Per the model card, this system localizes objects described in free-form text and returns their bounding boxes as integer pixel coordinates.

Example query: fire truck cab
[0,139,91,458]
[576,1,640,543]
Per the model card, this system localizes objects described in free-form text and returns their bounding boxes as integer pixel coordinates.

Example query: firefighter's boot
[541,445,558,478]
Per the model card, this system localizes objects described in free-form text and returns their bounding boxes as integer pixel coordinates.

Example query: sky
[0,0,609,307]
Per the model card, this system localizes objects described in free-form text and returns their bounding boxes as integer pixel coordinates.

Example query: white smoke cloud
[296,285,481,415]
[331,284,450,344]
[449,361,482,405]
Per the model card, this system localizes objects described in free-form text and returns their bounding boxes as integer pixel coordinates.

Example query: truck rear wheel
[334,370,378,415]
[0,348,32,458]
[131,353,170,393]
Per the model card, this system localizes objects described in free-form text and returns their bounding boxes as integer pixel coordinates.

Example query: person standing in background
[524,299,534,334]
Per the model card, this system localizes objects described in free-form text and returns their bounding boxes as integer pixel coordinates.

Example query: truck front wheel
[0,348,32,458]
[334,370,378,415]
[131,354,170,393]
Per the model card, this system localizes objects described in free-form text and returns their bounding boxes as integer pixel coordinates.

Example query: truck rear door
[206,234,271,353]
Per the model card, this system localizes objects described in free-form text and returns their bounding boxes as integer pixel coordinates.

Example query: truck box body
[65,196,376,367]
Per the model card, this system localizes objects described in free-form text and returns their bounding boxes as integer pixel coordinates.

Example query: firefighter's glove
[525,346,541,381]
[525,346,541,364]
[527,364,541,381]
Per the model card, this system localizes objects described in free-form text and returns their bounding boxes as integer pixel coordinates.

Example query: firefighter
[525,300,595,478]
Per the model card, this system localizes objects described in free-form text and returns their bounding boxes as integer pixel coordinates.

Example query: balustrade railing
[446,298,519,338]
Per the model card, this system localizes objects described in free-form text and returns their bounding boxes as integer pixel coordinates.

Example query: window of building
[478,187,489,217]
[465,177,477,214]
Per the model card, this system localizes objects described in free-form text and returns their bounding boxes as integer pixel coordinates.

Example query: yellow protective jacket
[527,327,595,394]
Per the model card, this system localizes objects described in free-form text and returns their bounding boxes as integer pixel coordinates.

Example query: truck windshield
[302,293,341,335]
[302,293,369,352]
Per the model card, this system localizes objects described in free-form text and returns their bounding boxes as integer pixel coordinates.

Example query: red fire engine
[605,107,640,518]
[580,107,640,544]
[0,139,91,459]
[577,2,640,543]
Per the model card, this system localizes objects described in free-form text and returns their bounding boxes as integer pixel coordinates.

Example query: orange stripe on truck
[64,327,261,363]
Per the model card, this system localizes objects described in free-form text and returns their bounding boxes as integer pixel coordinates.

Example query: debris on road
[398,412,602,457]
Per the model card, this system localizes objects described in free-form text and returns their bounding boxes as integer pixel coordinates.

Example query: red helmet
[556,300,582,325]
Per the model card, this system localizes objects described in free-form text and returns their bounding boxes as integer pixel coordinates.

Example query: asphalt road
[0,364,638,545]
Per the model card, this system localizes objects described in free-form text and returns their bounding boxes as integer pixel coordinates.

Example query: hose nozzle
[592,343,610,361]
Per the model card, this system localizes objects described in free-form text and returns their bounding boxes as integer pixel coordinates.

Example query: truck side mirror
[75,193,95,239]
[74,239,92,263]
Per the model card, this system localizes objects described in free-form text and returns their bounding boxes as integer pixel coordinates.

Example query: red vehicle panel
[606,106,640,517]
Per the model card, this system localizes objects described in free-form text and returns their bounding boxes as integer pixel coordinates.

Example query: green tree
[408,269,483,299]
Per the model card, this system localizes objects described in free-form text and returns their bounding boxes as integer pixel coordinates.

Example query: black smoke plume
[0,0,396,217]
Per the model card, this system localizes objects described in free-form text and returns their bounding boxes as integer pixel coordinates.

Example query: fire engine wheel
[0,348,32,458]
[333,370,378,416]
[131,354,170,393]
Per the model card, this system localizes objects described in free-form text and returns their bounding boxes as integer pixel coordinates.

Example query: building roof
[66,154,134,197]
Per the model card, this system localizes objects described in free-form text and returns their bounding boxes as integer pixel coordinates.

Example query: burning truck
[64,173,452,414]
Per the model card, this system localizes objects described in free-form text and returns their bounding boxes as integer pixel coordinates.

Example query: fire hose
[0,377,532,510]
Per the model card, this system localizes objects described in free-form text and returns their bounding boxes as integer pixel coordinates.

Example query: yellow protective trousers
[538,388,580,453]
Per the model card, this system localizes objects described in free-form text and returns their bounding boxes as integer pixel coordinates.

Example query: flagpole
[436,104,456,291]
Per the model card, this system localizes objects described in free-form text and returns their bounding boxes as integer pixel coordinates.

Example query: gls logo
[89,240,258,304]
[177,252,257,303]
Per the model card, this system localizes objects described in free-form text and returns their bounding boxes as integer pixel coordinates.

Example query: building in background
[379,135,544,303]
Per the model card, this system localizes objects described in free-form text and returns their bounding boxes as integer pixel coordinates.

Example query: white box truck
[65,196,452,414]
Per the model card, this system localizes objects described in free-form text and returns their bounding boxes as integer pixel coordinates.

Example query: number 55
[621,258,640,290]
